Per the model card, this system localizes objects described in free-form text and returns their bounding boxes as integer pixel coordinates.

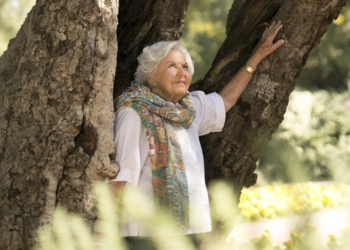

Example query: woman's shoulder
[115,106,142,126]
[190,91,223,109]
[189,91,226,135]
[116,105,138,115]
[189,90,205,108]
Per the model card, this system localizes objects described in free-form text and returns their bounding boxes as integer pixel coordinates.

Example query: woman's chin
[173,84,188,93]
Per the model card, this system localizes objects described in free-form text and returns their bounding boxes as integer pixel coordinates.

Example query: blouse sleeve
[111,106,146,186]
[191,91,226,136]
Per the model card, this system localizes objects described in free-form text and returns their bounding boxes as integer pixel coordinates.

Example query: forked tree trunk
[193,0,347,194]
[0,0,119,249]
[0,0,347,249]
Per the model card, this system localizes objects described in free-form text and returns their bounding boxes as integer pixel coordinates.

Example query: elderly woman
[111,21,284,248]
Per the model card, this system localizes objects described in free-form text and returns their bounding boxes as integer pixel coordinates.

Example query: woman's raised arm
[219,21,285,112]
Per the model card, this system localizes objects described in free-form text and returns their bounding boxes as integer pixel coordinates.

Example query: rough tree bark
[0,0,119,249]
[0,0,192,249]
[193,0,347,194]
[0,0,347,249]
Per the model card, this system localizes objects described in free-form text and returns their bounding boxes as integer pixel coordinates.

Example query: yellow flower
[284,240,293,247]
[306,223,318,230]
[334,14,345,25]
[328,234,336,241]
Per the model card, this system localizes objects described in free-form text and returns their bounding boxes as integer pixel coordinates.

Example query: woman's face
[147,50,192,103]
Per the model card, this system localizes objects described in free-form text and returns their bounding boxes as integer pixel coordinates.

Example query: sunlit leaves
[34,181,350,250]
[0,0,36,55]
[299,1,350,90]
[180,0,232,82]
[259,90,350,183]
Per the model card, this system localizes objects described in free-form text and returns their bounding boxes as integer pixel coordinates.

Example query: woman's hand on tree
[254,20,284,61]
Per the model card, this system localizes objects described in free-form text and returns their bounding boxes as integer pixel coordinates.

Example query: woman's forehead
[163,50,187,63]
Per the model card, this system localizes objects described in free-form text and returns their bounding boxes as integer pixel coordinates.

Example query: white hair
[134,41,194,85]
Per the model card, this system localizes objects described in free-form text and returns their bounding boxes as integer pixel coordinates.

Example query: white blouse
[112,91,226,236]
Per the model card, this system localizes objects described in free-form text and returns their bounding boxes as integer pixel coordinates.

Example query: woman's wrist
[245,53,263,73]
[248,53,263,66]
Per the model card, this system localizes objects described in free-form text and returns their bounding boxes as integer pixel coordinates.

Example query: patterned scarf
[114,82,196,228]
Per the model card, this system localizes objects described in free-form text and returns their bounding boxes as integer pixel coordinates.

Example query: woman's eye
[170,64,176,68]
[183,65,189,70]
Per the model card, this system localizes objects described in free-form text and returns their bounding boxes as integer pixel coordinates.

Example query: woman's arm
[219,21,285,112]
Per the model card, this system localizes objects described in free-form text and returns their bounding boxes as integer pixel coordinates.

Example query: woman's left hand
[219,20,285,112]
[254,20,285,60]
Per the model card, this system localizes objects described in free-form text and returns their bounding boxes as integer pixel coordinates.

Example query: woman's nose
[177,67,186,75]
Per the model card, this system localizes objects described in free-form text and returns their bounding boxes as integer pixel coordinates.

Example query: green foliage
[35,181,350,250]
[181,1,350,91]
[229,225,350,250]
[36,182,126,250]
[0,0,35,56]
[2,0,350,91]
[180,0,233,83]
[259,89,350,183]
[35,181,241,250]
[244,225,350,250]
[298,0,350,91]
[238,230,282,250]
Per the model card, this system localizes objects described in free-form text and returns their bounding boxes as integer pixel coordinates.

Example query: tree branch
[198,0,347,193]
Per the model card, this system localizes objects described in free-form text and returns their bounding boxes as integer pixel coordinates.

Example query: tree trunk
[192,0,347,193]
[0,0,347,249]
[0,0,119,249]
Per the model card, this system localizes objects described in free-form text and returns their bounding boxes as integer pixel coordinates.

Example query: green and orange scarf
[114,82,196,228]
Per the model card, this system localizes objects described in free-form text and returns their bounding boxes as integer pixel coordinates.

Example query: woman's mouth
[175,81,185,85]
